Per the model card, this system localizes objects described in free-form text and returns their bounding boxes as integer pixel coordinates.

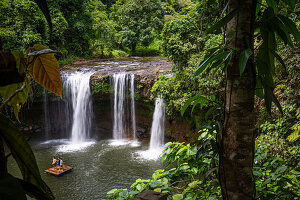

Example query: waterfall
[111,72,136,140]
[64,71,93,144]
[130,74,137,140]
[149,97,165,149]
[43,89,49,138]
[112,73,127,140]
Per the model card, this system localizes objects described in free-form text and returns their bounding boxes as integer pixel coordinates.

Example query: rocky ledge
[62,57,172,99]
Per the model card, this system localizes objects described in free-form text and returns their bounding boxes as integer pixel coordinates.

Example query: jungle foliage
[107,0,300,199]
[0,0,299,199]
[107,128,299,199]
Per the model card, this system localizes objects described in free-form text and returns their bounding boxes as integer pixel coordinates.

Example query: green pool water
[7,138,164,199]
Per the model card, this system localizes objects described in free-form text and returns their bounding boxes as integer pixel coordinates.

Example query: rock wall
[21,57,196,143]
[88,57,196,143]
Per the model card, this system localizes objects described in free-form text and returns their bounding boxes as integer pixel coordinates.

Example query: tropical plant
[0,44,61,200]
[0,1,61,199]
[183,0,299,199]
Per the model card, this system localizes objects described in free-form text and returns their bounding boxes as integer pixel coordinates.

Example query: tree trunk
[219,0,257,199]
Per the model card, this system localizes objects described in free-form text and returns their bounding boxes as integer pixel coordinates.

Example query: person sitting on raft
[57,157,63,171]
[60,158,63,170]
[52,157,57,168]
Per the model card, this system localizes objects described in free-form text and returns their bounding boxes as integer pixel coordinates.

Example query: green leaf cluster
[254,145,299,199]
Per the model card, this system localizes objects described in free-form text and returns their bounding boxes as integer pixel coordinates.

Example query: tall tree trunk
[219,0,257,199]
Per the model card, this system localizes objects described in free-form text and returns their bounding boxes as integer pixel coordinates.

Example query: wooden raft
[45,165,73,177]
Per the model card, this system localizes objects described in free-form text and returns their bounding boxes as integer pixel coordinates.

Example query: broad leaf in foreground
[0,113,54,200]
[27,44,62,97]
[0,173,26,200]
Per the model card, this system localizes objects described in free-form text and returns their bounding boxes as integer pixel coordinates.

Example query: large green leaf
[207,9,239,33]
[224,50,233,70]
[273,17,294,47]
[194,50,230,76]
[181,95,208,116]
[267,30,276,75]
[17,178,53,200]
[191,96,209,115]
[255,77,264,98]
[0,173,26,200]
[270,50,287,70]
[278,15,300,42]
[0,113,54,199]
[239,49,252,76]
[211,50,233,75]
[194,50,221,76]
[263,86,283,114]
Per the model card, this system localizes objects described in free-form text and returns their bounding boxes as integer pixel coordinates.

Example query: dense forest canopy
[0,0,299,199]
[0,0,221,60]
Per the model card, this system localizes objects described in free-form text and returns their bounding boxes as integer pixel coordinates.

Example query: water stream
[137,97,166,160]
[149,97,166,149]
[43,89,49,139]
[130,74,137,140]
[111,72,136,140]
[64,72,93,144]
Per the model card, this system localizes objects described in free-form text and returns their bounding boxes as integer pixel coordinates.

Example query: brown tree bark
[219,0,257,199]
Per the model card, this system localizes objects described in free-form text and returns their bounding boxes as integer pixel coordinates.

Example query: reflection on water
[7,138,164,199]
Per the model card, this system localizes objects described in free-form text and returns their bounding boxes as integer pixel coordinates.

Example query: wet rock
[133,190,167,200]
[35,128,41,133]
[137,127,147,134]
[86,57,172,99]
[136,125,149,141]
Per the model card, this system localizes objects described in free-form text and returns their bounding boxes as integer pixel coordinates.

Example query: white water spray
[64,72,93,144]
[149,97,165,149]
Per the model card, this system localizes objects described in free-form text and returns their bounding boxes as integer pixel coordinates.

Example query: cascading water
[112,73,127,140]
[111,72,136,140]
[64,71,94,144]
[130,74,137,140]
[137,97,165,159]
[43,89,49,139]
[149,97,165,149]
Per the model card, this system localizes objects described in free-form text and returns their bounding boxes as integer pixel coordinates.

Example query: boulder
[133,190,167,200]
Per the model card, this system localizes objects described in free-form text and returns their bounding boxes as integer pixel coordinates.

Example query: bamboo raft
[45,165,73,177]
